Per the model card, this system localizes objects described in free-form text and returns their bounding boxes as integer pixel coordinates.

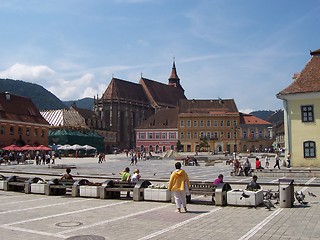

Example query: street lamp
[231,123,240,159]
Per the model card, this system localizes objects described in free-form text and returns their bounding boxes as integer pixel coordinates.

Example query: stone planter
[31,183,46,194]
[79,186,100,198]
[227,189,263,207]
[144,188,171,202]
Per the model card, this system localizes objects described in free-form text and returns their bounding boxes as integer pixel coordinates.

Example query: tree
[176,140,183,152]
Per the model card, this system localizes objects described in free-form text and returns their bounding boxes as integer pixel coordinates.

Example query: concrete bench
[227,189,264,207]
[188,181,216,203]
[71,179,101,198]
[0,174,7,190]
[44,178,75,195]
[100,180,151,201]
[3,176,32,192]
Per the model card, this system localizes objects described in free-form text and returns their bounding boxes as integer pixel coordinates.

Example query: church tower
[168,60,184,92]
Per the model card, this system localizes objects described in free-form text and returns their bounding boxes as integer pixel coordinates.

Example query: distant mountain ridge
[0,79,66,110]
[0,78,94,110]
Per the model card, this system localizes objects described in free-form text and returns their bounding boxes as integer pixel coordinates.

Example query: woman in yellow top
[168,162,190,213]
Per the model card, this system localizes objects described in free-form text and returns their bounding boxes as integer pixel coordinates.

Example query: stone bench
[227,189,264,207]
[44,178,76,195]
[100,180,151,201]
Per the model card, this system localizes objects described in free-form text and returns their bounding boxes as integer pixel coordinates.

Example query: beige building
[277,49,320,167]
[178,99,240,153]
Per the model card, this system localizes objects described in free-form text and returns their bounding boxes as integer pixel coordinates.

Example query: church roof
[102,78,149,104]
[277,49,320,96]
[0,92,48,126]
[140,77,187,108]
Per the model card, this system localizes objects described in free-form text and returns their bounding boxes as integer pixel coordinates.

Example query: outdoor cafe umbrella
[20,145,36,151]
[82,144,96,150]
[57,144,71,150]
[35,145,52,151]
[2,144,21,151]
[70,144,85,150]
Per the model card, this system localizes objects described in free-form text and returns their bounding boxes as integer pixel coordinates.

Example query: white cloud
[0,63,55,81]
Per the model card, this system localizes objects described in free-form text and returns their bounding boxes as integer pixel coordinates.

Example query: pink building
[135,108,178,153]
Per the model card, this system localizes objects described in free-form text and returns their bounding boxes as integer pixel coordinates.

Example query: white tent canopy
[57,144,96,151]
[83,144,96,150]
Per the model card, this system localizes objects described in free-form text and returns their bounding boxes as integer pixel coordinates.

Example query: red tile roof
[0,92,49,125]
[277,50,320,96]
[240,113,272,125]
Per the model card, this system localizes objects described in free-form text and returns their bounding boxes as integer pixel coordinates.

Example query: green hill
[0,78,66,110]
[63,98,94,110]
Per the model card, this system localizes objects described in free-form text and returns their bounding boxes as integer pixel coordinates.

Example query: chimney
[5,92,10,101]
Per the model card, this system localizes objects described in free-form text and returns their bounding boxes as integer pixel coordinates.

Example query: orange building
[0,92,49,147]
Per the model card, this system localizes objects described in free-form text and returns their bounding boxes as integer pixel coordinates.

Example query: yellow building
[277,49,320,167]
[178,99,240,153]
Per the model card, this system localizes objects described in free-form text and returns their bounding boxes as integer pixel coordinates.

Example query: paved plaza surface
[0,153,320,240]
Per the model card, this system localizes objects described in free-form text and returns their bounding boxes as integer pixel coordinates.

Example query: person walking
[168,162,190,213]
[274,152,281,169]
[286,152,291,168]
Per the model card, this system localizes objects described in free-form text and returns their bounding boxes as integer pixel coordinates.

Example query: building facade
[277,49,320,167]
[239,113,273,153]
[178,99,240,153]
[135,108,179,153]
[0,92,49,147]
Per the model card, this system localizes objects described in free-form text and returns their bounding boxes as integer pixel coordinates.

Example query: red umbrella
[20,145,36,151]
[35,145,52,151]
[2,144,21,151]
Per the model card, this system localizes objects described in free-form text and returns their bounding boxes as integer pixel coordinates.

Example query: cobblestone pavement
[0,153,319,240]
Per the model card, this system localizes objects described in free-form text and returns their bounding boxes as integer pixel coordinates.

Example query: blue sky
[0,0,319,113]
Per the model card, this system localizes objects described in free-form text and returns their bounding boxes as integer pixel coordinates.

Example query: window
[41,129,45,137]
[301,105,314,122]
[139,132,146,139]
[187,132,191,139]
[226,120,231,127]
[155,133,160,139]
[187,120,191,127]
[233,120,237,126]
[193,120,197,127]
[214,120,218,127]
[26,128,30,136]
[227,132,231,138]
[34,128,38,136]
[9,126,14,135]
[206,132,211,138]
[200,132,205,138]
[304,141,316,158]
[220,120,224,127]
[214,131,218,139]
[200,120,204,127]
[0,126,5,135]
[161,132,166,139]
[170,132,175,139]
[180,120,184,127]
[206,120,211,127]
[148,132,153,139]
[18,127,22,136]
[180,132,184,139]
[193,132,198,139]
[243,131,247,138]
